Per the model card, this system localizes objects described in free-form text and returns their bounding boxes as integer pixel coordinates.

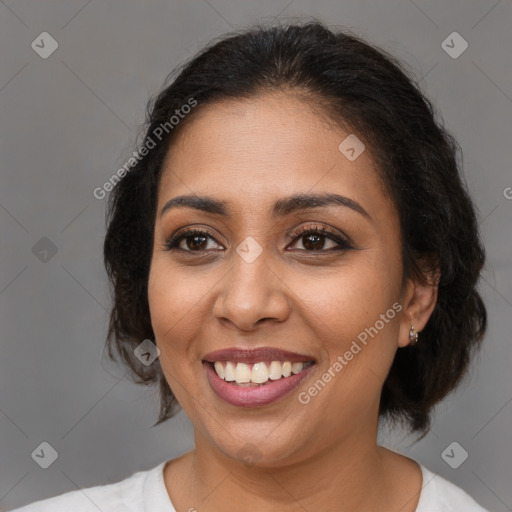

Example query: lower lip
[204,361,315,407]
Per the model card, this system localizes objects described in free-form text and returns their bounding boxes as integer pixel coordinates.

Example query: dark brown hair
[103,20,487,434]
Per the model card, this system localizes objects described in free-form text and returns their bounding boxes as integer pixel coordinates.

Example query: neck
[173,424,417,511]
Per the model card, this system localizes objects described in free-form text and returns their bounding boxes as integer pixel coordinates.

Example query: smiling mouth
[206,360,316,386]
[203,358,316,407]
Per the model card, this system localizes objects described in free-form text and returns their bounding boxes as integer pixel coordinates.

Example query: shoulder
[9,461,167,512]
[416,464,488,512]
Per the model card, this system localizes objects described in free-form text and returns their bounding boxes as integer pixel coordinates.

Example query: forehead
[158,93,390,220]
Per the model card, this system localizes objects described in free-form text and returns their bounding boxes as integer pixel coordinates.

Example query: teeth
[291,362,304,374]
[235,362,251,383]
[268,361,282,380]
[251,362,269,383]
[224,361,236,382]
[214,361,225,379]
[212,360,311,384]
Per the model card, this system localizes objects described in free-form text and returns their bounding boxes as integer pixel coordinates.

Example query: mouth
[202,347,316,407]
[205,360,315,385]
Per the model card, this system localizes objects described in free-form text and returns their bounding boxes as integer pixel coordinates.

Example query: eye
[163,224,352,253]
[164,227,224,252]
[287,224,352,252]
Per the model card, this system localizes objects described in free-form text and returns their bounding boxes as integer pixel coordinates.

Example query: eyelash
[163,224,353,253]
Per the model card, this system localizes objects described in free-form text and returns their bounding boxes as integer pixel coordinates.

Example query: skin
[147,91,438,512]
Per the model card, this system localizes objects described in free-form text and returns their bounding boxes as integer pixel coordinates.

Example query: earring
[409,325,419,345]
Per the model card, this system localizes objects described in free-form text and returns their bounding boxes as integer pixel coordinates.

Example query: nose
[212,249,291,332]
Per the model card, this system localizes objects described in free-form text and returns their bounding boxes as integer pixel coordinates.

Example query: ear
[398,268,439,348]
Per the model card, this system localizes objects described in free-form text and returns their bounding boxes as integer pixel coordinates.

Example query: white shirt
[9,459,488,511]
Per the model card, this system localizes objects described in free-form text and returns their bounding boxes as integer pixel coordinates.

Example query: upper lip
[202,346,315,364]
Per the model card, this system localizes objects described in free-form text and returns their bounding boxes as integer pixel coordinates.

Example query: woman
[13,21,488,511]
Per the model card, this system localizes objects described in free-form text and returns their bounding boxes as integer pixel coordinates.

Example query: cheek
[295,265,400,421]
[291,252,402,393]
[147,260,195,351]
[293,261,398,335]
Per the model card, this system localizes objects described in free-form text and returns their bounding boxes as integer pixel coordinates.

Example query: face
[148,92,414,467]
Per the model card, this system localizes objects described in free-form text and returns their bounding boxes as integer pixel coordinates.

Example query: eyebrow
[160,192,372,222]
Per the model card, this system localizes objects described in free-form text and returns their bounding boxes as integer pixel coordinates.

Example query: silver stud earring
[409,325,419,345]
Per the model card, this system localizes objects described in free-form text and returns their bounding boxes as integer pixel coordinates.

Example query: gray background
[0,0,511,510]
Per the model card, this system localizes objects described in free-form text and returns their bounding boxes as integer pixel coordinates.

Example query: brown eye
[295,232,338,251]
[164,229,224,252]
[183,234,209,251]
[287,225,352,252]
